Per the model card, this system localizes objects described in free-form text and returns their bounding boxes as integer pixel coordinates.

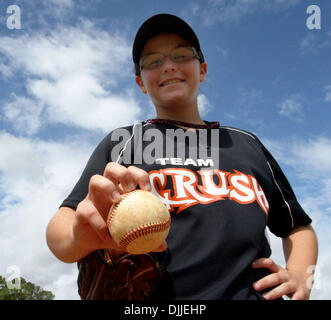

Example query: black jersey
[61,121,311,300]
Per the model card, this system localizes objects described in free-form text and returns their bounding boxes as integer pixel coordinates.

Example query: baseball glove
[77,248,167,300]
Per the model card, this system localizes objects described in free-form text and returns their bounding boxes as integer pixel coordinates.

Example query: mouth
[159,78,185,87]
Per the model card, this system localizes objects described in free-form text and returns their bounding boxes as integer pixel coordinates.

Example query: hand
[72,162,167,253]
[252,258,311,300]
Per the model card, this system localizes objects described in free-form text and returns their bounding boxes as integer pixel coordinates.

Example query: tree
[0,275,55,300]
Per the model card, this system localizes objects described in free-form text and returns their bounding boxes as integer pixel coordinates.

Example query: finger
[103,162,136,193]
[76,199,113,243]
[291,289,307,300]
[252,258,280,273]
[152,241,168,252]
[127,165,151,191]
[253,272,284,292]
[88,174,121,220]
[262,282,294,300]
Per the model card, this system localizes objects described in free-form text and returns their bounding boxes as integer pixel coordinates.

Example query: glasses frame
[139,46,202,72]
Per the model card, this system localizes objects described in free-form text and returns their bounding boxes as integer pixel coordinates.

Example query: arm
[46,163,166,263]
[46,206,112,263]
[252,225,318,300]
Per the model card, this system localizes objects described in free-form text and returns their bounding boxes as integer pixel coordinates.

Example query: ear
[135,76,148,94]
[199,62,207,82]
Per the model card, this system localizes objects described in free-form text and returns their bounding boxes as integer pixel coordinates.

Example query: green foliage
[0,275,55,300]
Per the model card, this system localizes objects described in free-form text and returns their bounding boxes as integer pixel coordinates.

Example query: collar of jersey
[146,118,220,129]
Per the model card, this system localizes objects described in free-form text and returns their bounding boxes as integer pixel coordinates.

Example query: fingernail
[144,182,151,191]
[127,182,135,192]
[263,293,270,300]
[111,191,121,202]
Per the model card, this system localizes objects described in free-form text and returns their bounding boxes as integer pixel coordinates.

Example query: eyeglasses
[139,46,202,72]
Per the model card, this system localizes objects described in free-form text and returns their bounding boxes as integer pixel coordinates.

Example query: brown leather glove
[77,248,167,300]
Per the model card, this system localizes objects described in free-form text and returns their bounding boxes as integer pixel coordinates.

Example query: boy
[46,14,318,300]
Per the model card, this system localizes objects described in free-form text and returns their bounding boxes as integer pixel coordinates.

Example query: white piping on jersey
[115,121,152,163]
[264,228,271,246]
[221,126,257,140]
[222,126,295,229]
[266,161,294,228]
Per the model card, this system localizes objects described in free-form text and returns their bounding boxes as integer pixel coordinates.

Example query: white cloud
[273,0,299,6]
[300,33,318,52]
[29,0,75,23]
[300,29,331,55]
[263,136,331,198]
[216,46,228,58]
[277,94,304,122]
[325,85,331,102]
[237,88,265,108]
[49,0,74,7]
[0,20,142,134]
[202,0,260,26]
[3,94,43,136]
[198,94,212,116]
[291,137,331,173]
[0,131,94,299]
[185,0,300,27]
[0,62,14,79]
[262,135,331,299]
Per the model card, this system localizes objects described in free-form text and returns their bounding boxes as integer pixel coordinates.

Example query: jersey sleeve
[60,132,113,210]
[255,136,312,238]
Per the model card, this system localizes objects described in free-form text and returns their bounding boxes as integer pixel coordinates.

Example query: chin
[161,92,190,105]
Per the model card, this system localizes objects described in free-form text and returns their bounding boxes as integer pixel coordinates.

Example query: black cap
[132,13,204,65]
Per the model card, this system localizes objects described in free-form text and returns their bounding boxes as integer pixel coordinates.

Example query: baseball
[107,190,171,254]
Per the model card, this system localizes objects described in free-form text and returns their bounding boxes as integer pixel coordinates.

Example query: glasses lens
[141,53,163,70]
[171,47,195,62]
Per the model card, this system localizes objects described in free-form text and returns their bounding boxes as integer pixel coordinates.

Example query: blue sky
[0,0,330,299]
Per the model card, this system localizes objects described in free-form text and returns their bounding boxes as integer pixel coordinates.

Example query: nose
[162,56,177,73]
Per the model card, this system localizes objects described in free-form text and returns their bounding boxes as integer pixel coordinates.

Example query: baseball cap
[132,13,204,68]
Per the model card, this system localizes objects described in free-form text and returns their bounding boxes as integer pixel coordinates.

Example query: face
[135,33,207,113]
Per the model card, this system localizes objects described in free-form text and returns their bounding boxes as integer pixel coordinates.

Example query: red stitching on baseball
[119,215,171,250]
[106,190,144,226]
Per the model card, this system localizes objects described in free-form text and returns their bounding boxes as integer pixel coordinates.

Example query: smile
[160,79,184,87]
